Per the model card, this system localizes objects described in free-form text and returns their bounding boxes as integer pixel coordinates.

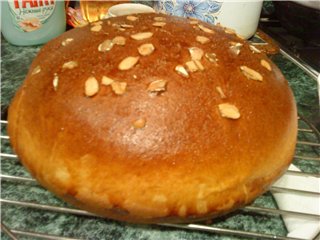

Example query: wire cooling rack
[0,114,319,240]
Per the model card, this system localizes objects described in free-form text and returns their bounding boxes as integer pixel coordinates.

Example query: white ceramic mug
[154,0,263,39]
[108,3,155,18]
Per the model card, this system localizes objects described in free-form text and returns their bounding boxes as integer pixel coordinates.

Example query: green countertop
[1,30,319,240]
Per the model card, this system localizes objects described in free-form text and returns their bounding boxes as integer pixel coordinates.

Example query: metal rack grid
[1,115,319,240]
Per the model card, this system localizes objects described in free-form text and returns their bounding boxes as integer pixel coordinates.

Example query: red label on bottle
[13,0,55,9]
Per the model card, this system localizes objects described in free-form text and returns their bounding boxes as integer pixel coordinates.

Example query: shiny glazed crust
[8,13,297,223]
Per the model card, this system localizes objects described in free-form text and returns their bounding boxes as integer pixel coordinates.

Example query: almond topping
[138,43,155,56]
[189,20,198,25]
[111,81,127,95]
[118,56,139,70]
[85,76,99,97]
[198,24,214,34]
[120,24,134,28]
[112,36,126,45]
[79,22,88,28]
[53,73,59,91]
[218,103,240,119]
[249,45,261,53]
[101,76,114,86]
[175,65,189,78]
[224,27,236,34]
[240,66,263,81]
[193,25,200,31]
[205,53,218,63]
[131,32,153,40]
[147,79,167,93]
[261,59,272,71]
[216,86,226,99]
[189,17,198,21]
[237,34,245,40]
[61,38,74,46]
[196,35,210,44]
[154,16,166,21]
[98,39,114,52]
[91,24,102,32]
[92,20,103,26]
[229,42,243,55]
[62,61,78,70]
[32,65,41,75]
[189,47,204,60]
[194,60,204,71]
[127,15,138,21]
[186,61,198,72]
[133,118,146,129]
[112,23,119,28]
[153,22,166,27]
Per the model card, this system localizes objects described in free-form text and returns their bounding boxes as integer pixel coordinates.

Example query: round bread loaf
[8,13,297,223]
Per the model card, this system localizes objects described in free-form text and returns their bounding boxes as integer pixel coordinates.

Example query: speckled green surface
[271,55,319,123]
[1,22,319,240]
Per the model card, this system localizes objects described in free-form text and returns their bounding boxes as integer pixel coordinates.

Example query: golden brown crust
[8,13,297,223]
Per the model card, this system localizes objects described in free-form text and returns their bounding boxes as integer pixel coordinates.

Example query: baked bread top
[8,13,297,223]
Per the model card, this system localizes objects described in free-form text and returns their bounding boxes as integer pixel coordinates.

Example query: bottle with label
[1,0,66,46]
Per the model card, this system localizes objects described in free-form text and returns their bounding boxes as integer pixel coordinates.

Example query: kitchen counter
[1,32,319,240]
